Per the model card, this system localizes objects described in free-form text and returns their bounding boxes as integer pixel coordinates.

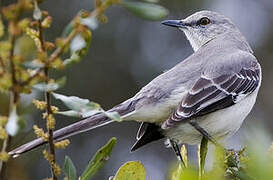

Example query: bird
[9,10,261,162]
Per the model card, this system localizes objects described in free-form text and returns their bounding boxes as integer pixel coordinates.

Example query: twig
[37,17,58,180]
[9,35,17,86]
[0,56,5,73]
[47,29,77,63]
[0,136,9,178]
[0,28,19,176]
[19,68,43,86]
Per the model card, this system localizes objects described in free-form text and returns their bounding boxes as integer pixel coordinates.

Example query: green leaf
[63,156,77,180]
[113,161,146,180]
[57,110,81,118]
[62,10,93,68]
[33,82,58,92]
[52,93,101,112]
[171,166,199,180]
[171,163,183,180]
[121,2,169,21]
[181,144,188,167]
[199,137,208,177]
[63,29,92,68]
[52,93,123,120]
[33,77,66,92]
[63,52,81,67]
[80,137,117,180]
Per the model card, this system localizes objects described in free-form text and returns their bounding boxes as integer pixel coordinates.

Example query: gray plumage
[9,10,261,157]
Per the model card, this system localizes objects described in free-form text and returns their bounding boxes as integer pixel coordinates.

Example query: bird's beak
[161,20,186,28]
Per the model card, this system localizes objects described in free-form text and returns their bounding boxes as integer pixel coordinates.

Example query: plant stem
[47,29,77,63]
[0,136,9,179]
[9,35,17,86]
[44,68,57,180]
[0,31,19,178]
[37,18,57,180]
[0,56,6,74]
[198,137,208,179]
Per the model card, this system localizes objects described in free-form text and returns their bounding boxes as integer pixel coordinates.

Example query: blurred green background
[2,0,273,179]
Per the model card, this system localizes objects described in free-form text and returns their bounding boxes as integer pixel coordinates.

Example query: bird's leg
[169,139,186,167]
[189,120,220,146]
[198,136,208,178]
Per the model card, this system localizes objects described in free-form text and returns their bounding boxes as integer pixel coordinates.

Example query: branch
[0,56,5,74]
[37,16,58,179]
[0,29,19,176]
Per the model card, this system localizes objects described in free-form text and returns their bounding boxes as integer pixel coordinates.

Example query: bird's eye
[198,17,211,26]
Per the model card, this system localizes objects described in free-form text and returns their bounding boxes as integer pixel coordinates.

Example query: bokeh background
[2,0,273,179]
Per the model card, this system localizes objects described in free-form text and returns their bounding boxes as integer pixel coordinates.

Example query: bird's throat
[182,29,207,52]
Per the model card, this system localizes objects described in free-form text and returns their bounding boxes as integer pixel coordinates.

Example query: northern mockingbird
[9,10,261,160]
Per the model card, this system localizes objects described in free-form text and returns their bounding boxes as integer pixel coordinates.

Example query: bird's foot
[169,139,186,167]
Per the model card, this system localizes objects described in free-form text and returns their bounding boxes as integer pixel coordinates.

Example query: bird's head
[162,10,237,51]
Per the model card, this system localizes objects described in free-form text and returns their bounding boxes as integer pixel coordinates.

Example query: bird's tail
[9,112,113,158]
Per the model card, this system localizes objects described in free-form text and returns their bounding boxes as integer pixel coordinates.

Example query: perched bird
[9,11,261,162]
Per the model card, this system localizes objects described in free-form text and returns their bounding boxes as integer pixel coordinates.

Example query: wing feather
[162,63,261,129]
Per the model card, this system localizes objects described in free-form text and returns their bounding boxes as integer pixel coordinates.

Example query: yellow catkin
[33,99,47,110]
[43,150,54,164]
[0,151,10,162]
[0,127,8,140]
[41,16,52,28]
[33,125,48,141]
[54,139,70,149]
[50,106,59,114]
[25,27,42,52]
[52,163,61,176]
[46,114,55,130]
[0,116,8,126]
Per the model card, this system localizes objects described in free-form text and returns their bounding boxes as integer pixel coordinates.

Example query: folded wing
[162,61,261,129]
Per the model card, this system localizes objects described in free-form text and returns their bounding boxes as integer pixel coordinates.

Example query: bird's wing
[162,53,261,129]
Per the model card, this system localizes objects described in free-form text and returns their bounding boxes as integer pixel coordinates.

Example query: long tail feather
[9,113,113,158]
